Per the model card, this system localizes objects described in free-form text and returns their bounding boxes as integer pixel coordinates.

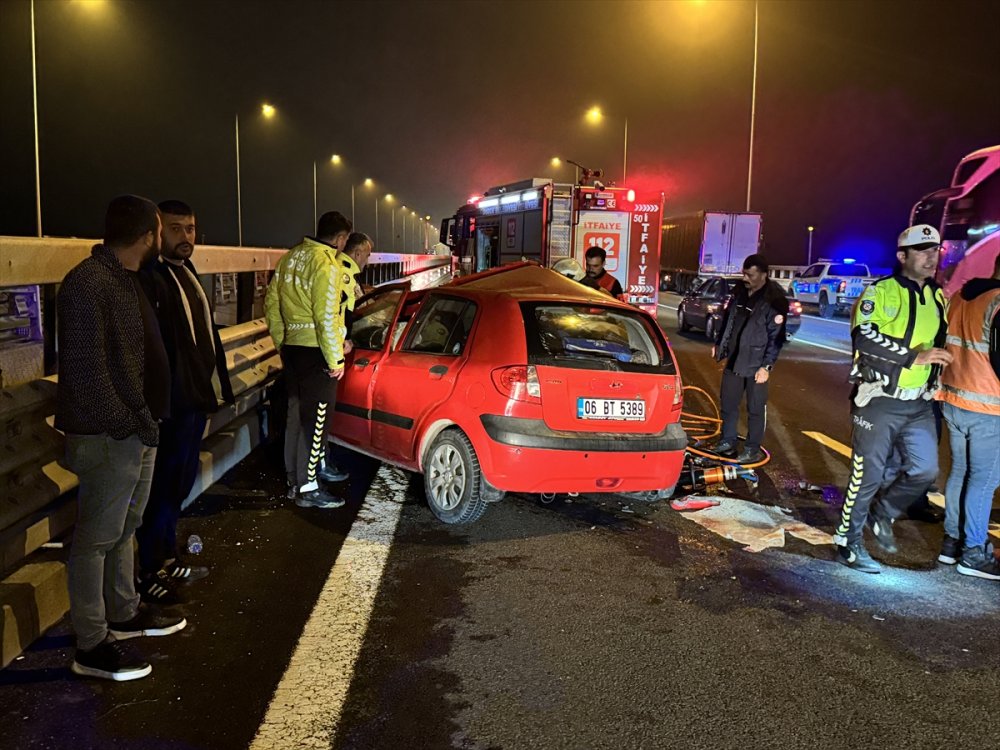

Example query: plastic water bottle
[186,534,203,554]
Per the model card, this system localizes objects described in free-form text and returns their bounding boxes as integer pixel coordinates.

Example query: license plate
[577,397,646,421]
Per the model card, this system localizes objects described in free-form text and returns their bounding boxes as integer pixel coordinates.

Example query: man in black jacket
[711,254,789,463]
[57,195,186,681]
[136,200,234,604]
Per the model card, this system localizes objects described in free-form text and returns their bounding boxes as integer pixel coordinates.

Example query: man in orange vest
[936,251,1000,580]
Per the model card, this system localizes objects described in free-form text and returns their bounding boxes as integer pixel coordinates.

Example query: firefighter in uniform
[935,250,1000,580]
[265,211,352,509]
[834,224,952,573]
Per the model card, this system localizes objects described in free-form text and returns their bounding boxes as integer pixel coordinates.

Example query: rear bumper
[475,415,687,493]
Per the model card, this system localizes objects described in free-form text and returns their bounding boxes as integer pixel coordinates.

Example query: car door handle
[428,365,448,379]
[354,357,370,368]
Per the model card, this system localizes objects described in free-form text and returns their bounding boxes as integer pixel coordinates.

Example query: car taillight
[838,280,847,293]
[491,365,542,403]
[790,300,802,314]
[673,375,683,406]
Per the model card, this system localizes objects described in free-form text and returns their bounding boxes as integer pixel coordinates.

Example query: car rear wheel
[705,316,716,341]
[818,292,833,318]
[424,428,488,525]
[678,308,690,332]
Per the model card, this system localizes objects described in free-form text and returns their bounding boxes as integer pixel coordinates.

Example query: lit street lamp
[352,177,375,227]
[584,106,629,183]
[235,102,276,246]
[807,226,815,265]
[313,153,342,231]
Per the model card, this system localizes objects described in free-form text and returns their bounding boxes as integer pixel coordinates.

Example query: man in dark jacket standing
[57,195,186,682]
[712,254,789,464]
[136,200,234,604]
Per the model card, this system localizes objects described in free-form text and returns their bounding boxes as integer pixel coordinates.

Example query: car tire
[705,316,715,341]
[678,309,690,332]
[424,428,489,525]
[818,292,833,318]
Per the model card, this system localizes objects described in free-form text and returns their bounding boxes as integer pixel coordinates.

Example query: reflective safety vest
[937,288,1000,415]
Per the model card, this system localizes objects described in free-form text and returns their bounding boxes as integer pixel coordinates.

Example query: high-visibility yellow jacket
[850,274,946,401]
[264,237,349,369]
[936,281,1000,415]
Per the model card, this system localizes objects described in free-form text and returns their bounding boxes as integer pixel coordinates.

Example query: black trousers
[281,345,338,492]
[719,368,769,452]
[834,397,938,545]
[136,410,207,576]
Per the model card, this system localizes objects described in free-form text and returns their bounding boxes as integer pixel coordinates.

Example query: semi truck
[659,211,763,294]
[439,177,665,315]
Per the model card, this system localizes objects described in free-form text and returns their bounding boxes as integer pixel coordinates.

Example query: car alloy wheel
[424,429,489,525]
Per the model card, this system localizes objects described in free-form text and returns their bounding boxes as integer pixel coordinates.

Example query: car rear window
[520,302,675,374]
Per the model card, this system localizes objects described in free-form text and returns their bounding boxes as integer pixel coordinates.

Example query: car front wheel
[818,292,833,318]
[678,308,690,332]
[424,428,489,525]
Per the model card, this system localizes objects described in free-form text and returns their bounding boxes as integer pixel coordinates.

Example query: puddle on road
[676,496,833,552]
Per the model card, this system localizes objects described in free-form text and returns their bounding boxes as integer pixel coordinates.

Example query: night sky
[1,0,998,266]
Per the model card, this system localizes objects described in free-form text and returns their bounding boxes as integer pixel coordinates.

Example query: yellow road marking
[803,431,851,458]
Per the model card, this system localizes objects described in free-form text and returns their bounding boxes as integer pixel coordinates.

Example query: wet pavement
[2,307,998,749]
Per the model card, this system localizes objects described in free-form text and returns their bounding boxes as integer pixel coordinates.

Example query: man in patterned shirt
[265,212,352,508]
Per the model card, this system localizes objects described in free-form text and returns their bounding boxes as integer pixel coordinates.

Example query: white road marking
[657,303,678,311]
[790,338,851,355]
[251,466,408,749]
[801,313,850,326]
[803,430,851,458]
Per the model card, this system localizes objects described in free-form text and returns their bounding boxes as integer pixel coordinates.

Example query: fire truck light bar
[500,194,520,205]
[521,190,539,201]
[479,198,500,209]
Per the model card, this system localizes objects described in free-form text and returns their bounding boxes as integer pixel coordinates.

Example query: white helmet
[552,257,585,281]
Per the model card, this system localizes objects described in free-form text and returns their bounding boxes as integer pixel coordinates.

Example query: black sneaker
[938,534,961,565]
[319,463,350,482]
[162,560,209,583]
[836,542,881,574]
[712,440,738,458]
[956,545,1000,581]
[867,513,898,554]
[108,607,187,640]
[137,574,185,605]
[735,447,765,464]
[296,488,345,509]
[286,480,298,500]
[72,636,152,681]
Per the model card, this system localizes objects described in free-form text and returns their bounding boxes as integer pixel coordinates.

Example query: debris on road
[675,496,834,552]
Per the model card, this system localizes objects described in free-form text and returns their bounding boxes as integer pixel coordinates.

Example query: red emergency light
[626,189,635,202]
[467,195,481,204]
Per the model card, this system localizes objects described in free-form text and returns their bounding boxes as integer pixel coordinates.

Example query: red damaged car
[331,263,687,524]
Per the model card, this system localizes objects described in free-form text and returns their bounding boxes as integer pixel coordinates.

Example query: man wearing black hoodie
[935,251,1000,580]
[711,254,789,464]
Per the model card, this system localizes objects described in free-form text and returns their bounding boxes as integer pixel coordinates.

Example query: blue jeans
[941,402,1000,548]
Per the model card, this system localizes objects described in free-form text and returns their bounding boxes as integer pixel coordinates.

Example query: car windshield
[520,302,675,374]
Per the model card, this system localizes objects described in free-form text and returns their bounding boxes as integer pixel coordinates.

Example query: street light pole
[351,185,355,226]
[623,118,628,185]
[312,160,317,232]
[235,113,242,246]
[374,198,379,248]
[746,0,759,212]
[807,226,815,265]
[30,0,42,237]
[391,208,396,251]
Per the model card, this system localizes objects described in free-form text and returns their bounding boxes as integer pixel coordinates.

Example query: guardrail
[0,236,455,667]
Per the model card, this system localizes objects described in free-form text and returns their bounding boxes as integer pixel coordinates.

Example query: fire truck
[439,175,665,315]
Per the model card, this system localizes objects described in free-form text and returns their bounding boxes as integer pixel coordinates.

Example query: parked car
[677,276,801,341]
[330,263,688,525]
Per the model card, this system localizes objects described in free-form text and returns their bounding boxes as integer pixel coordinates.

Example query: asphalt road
[3,303,998,750]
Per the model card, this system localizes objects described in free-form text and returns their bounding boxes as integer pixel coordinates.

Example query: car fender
[418,411,501,485]
[418,418,457,472]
